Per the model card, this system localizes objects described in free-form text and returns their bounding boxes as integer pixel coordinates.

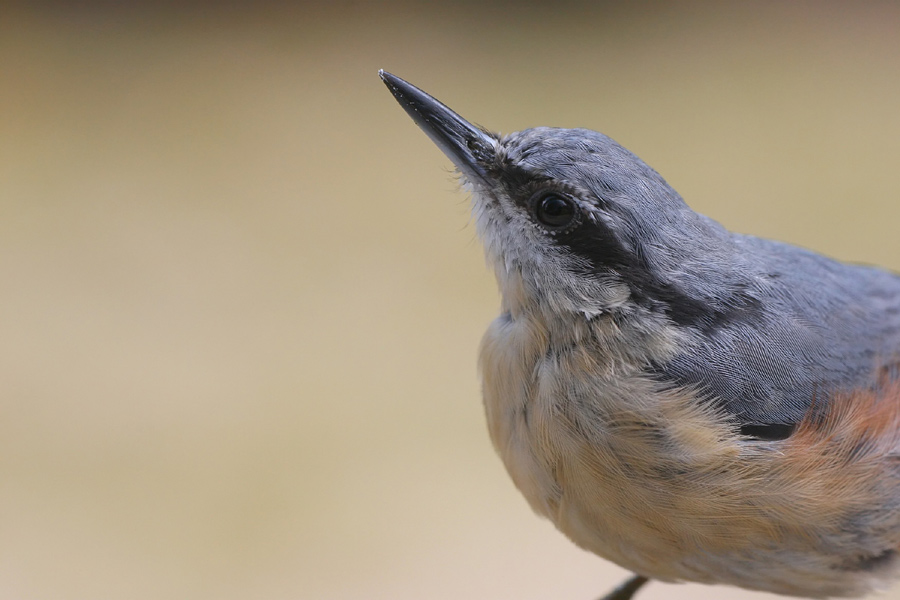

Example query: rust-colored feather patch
[793,376,900,450]
[765,375,900,545]
[785,377,900,479]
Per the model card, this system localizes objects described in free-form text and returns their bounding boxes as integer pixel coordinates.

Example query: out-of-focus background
[3,2,900,599]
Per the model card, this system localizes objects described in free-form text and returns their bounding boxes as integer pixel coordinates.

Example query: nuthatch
[379,70,900,600]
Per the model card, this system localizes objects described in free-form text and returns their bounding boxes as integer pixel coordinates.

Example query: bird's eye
[532,192,579,231]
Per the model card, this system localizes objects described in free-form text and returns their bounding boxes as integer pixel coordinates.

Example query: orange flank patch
[767,376,900,539]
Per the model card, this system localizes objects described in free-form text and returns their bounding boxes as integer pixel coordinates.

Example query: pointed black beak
[379,70,497,182]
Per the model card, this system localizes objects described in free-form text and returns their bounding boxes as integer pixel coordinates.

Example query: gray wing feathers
[657,236,900,426]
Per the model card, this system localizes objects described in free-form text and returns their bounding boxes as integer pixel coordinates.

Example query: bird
[379,70,900,600]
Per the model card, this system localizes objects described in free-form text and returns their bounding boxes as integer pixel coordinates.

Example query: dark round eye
[533,193,578,230]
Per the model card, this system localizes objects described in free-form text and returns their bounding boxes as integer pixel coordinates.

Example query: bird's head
[381,71,752,333]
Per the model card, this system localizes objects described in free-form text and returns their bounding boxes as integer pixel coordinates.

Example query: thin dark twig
[596,574,649,600]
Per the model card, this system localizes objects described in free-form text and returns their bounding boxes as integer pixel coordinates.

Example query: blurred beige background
[2,2,900,599]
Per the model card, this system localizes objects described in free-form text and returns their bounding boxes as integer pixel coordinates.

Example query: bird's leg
[596,574,649,600]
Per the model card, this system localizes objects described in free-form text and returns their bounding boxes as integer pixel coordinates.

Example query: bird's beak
[379,70,497,183]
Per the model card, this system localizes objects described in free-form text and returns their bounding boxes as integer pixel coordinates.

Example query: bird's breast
[478,310,900,597]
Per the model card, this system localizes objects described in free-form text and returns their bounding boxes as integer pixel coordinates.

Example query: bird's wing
[652,244,900,437]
